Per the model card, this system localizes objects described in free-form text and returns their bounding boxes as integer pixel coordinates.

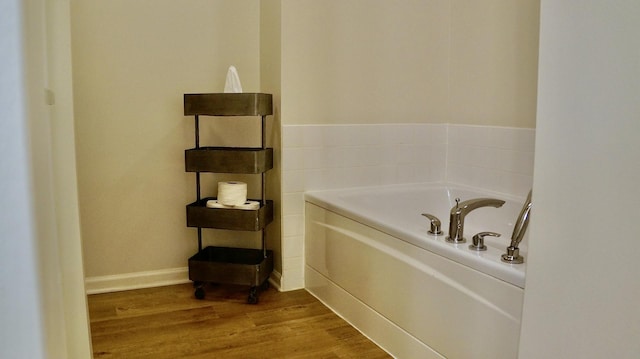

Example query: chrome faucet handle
[469,231,500,251]
[421,213,443,235]
[455,198,460,209]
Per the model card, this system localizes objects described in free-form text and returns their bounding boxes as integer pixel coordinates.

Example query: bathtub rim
[304,182,527,288]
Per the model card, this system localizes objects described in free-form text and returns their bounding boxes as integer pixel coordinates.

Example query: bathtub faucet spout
[447,197,505,243]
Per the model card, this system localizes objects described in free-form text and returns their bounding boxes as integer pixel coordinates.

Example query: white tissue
[217,181,247,206]
[206,199,260,210]
[223,65,243,93]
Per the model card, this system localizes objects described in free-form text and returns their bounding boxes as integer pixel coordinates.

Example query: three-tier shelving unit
[183,93,274,304]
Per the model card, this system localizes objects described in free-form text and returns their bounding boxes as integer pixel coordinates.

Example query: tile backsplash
[280,123,535,290]
[282,124,448,191]
[447,124,535,197]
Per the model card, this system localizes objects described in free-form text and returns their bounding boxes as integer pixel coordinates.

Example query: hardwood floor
[88,283,391,358]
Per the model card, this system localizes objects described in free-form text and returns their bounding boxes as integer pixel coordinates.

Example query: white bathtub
[304,183,527,358]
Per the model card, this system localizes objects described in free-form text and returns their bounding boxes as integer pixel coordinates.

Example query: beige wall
[281,0,539,127]
[281,0,450,124]
[72,0,263,278]
[73,0,538,284]
[47,0,93,356]
[2,0,49,356]
[260,0,283,278]
[450,1,539,127]
[520,1,640,357]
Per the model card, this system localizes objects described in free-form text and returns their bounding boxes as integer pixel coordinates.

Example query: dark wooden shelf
[185,147,273,173]
[188,246,273,287]
[186,198,274,231]
[184,93,273,116]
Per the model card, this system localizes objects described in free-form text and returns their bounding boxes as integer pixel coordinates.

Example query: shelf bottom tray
[188,246,273,287]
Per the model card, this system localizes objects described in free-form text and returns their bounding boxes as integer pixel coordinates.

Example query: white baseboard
[86,267,285,295]
[85,267,190,295]
[268,269,283,291]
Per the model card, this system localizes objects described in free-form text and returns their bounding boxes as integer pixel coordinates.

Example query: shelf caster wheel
[194,287,205,300]
[260,280,270,291]
[248,287,259,304]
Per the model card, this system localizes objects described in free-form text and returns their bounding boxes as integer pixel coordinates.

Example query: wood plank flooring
[88,283,391,358]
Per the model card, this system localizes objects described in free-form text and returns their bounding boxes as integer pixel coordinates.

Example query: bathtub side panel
[305,202,524,359]
[305,266,444,359]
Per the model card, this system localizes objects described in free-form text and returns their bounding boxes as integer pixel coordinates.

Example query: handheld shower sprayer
[501,190,532,264]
